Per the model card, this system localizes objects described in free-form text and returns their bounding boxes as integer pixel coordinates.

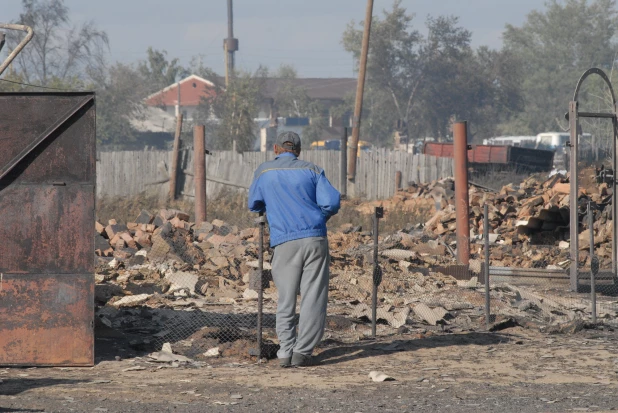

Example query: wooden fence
[96,148,454,200]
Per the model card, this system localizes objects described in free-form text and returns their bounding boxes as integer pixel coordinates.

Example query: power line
[0,78,78,91]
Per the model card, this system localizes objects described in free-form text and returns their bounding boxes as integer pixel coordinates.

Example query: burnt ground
[2,324,618,412]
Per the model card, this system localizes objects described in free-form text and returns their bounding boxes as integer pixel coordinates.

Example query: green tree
[343,1,523,144]
[271,64,327,144]
[195,67,267,152]
[138,47,187,95]
[91,63,148,145]
[5,0,108,86]
[502,0,618,134]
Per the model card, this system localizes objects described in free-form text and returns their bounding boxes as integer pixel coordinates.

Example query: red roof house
[144,75,218,120]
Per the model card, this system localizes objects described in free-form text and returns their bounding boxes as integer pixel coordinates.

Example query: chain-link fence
[93,173,615,364]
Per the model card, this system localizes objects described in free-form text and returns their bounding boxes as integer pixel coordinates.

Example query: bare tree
[5,0,108,86]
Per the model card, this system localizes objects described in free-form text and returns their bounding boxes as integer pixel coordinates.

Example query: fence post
[484,204,491,330]
[169,114,183,201]
[194,125,207,224]
[395,170,402,191]
[589,200,597,324]
[372,206,384,338]
[340,127,348,198]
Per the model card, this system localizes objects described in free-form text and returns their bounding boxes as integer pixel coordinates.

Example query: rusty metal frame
[567,68,618,292]
[0,24,34,77]
[0,92,96,366]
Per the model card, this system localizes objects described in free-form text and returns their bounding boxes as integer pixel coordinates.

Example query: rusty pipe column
[347,0,374,181]
[453,121,470,265]
[194,125,207,225]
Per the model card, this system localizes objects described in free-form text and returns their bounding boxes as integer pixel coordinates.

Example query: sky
[1,0,543,78]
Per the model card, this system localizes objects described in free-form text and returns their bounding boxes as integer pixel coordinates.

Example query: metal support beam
[453,121,470,265]
[569,101,579,292]
[614,105,618,278]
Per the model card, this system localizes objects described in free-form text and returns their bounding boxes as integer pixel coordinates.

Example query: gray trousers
[271,236,330,358]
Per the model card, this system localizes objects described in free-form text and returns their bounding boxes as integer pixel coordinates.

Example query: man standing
[248,131,340,367]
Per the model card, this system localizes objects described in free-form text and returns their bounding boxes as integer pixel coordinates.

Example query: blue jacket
[248,152,341,247]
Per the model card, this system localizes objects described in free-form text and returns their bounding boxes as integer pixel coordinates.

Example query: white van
[482,136,537,147]
[535,132,592,149]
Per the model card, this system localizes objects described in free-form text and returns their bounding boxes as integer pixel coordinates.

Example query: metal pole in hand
[589,200,597,324]
[372,207,383,338]
[484,204,491,330]
[257,212,265,361]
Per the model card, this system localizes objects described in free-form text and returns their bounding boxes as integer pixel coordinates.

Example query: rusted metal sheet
[0,92,95,366]
[0,274,93,365]
[423,142,554,170]
[432,265,472,280]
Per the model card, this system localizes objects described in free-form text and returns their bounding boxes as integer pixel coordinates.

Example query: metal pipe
[372,207,380,338]
[340,127,348,198]
[484,204,490,330]
[569,101,579,291]
[589,201,597,324]
[612,107,618,281]
[257,212,265,362]
[194,125,207,224]
[169,114,183,200]
[347,0,374,182]
[453,121,470,265]
[0,24,34,77]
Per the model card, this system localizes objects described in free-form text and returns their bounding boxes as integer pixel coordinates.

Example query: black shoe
[291,353,314,367]
[279,357,291,368]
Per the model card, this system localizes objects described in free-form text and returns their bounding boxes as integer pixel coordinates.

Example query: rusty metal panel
[0,274,93,366]
[0,186,94,274]
[0,92,95,366]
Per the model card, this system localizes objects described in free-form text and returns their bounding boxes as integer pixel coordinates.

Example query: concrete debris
[112,294,151,308]
[368,371,395,382]
[148,342,193,363]
[92,170,615,362]
[203,347,220,357]
[413,303,450,326]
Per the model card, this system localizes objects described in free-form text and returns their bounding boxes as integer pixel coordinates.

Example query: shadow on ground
[0,378,86,397]
[315,332,511,366]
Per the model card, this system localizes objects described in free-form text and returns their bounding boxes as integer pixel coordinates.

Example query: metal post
[194,125,207,225]
[257,212,265,361]
[340,127,348,198]
[169,114,183,200]
[347,0,374,182]
[569,101,579,291]
[484,204,491,330]
[612,107,618,276]
[453,121,470,265]
[372,206,383,338]
[589,201,597,324]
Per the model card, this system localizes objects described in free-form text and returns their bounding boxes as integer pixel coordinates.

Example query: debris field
[94,167,618,362]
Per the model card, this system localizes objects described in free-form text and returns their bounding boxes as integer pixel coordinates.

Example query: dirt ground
[2,325,618,412]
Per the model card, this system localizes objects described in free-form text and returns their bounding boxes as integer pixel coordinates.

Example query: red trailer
[423,142,554,171]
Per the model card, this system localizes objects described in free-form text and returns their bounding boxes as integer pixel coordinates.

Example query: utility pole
[347,0,374,189]
[224,0,238,87]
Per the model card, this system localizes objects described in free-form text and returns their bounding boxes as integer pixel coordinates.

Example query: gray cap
[276,131,301,151]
